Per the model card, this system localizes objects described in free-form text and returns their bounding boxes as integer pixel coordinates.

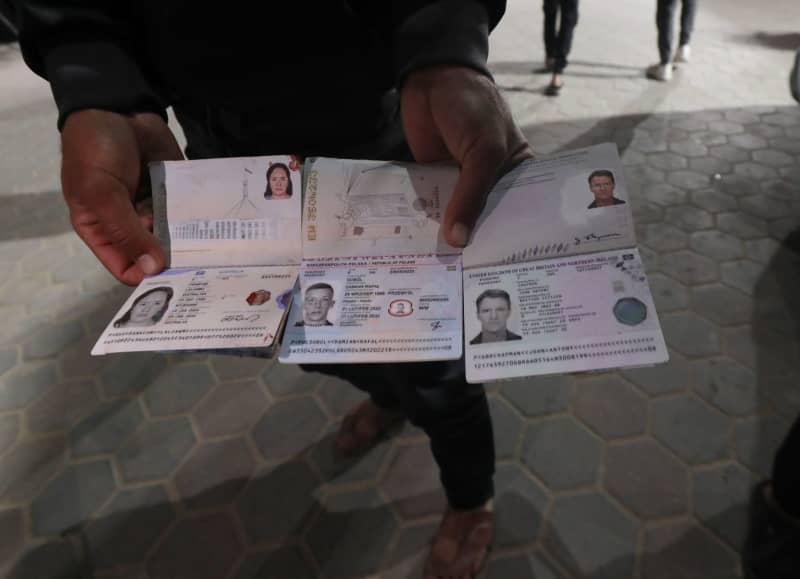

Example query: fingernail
[451,223,470,247]
[136,254,159,275]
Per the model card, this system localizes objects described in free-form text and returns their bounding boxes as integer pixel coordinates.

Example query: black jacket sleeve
[390,0,505,85]
[17,1,166,130]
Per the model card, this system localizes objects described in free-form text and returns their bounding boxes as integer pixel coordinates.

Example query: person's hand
[401,66,533,247]
[61,109,184,285]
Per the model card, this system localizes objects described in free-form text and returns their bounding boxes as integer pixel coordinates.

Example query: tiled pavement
[2,0,800,577]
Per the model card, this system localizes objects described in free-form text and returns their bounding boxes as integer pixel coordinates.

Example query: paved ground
[2,0,800,577]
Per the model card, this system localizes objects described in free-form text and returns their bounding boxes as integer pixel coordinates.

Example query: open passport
[91,144,669,382]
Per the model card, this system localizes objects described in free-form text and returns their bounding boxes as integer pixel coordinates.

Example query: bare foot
[334,399,404,455]
[424,500,494,579]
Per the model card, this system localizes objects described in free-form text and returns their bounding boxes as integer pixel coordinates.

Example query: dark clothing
[470,329,522,345]
[656,0,697,65]
[587,197,626,209]
[18,0,504,136]
[772,415,800,518]
[543,0,579,74]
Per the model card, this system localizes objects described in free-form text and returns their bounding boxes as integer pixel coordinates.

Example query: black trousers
[172,99,496,510]
[543,0,579,74]
[656,0,697,64]
[773,415,800,517]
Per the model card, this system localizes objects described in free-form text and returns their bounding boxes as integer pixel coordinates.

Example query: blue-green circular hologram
[613,297,647,326]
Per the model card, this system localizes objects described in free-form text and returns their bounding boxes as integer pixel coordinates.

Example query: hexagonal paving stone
[522,417,601,490]
[762,112,800,127]
[622,350,690,396]
[261,362,321,397]
[0,361,57,410]
[544,492,637,579]
[0,348,16,376]
[729,134,768,150]
[717,213,767,241]
[663,206,713,232]
[487,552,567,579]
[86,485,174,569]
[647,152,687,171]
[740,194,792,221]
[22,320,83,360]
[232,546,316,579]
[144,363,215,417]
[652,396,729,464]
[688,156,732,176]
[744,237,781,264]
[0,436,66,502]
[768,137,800,154]
[573,374,647,439]
[704,119,742,135]
[690,284,752,326]
[642,521,739,579]
[734,161,779,181]
[26,378,100,434]
[631,200,665,225]
[209,354,269,381]
[668,140,708,158]
[379,519,437,579]
[315,375,369,418]
[605,439,687,518]
[735,414,792,475]
[660,312,721,357]
[193,379,267,438]
[174,438,255,510]
[5,540,81,579]
[380,441,447,519]
[100,353,168,398]
[639,223,688,252]
[752,149,795,168]
[768,216,800,241]
[667,170,710,191]
[692,357,758,416]
[251,397,326,460]
[147,513,242,579]
[689,231,743,261]
[489,395,523,459]
[70,399,144,458]
[58,337,110,379]
[763,178,799,201]
[648,273,689,312]
[0,508,24,565]
[237,461,319,543]
[115,417,196,483]
[641,183,686,207]
[30,460,115,536]
[659,251,719,285]
[708,144,749,163]
[308,423,391,486]
[306,489,398,579]
[501,374,571,417]
[494,463,548,547]
[693,463,756,549]
[0,413,20,456]
[689,189,738,213]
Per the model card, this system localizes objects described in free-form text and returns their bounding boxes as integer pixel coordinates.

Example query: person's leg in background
[743,415,800,579]
[648,0,677,81]
[541,0,560,72]
[545,0,579,95]
[675,0,697,62]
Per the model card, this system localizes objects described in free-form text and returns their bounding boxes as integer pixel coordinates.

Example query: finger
[66,169,165,285]
[442,140,507,247]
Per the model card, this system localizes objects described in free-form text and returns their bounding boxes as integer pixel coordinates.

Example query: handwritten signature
[574,232,623,245]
